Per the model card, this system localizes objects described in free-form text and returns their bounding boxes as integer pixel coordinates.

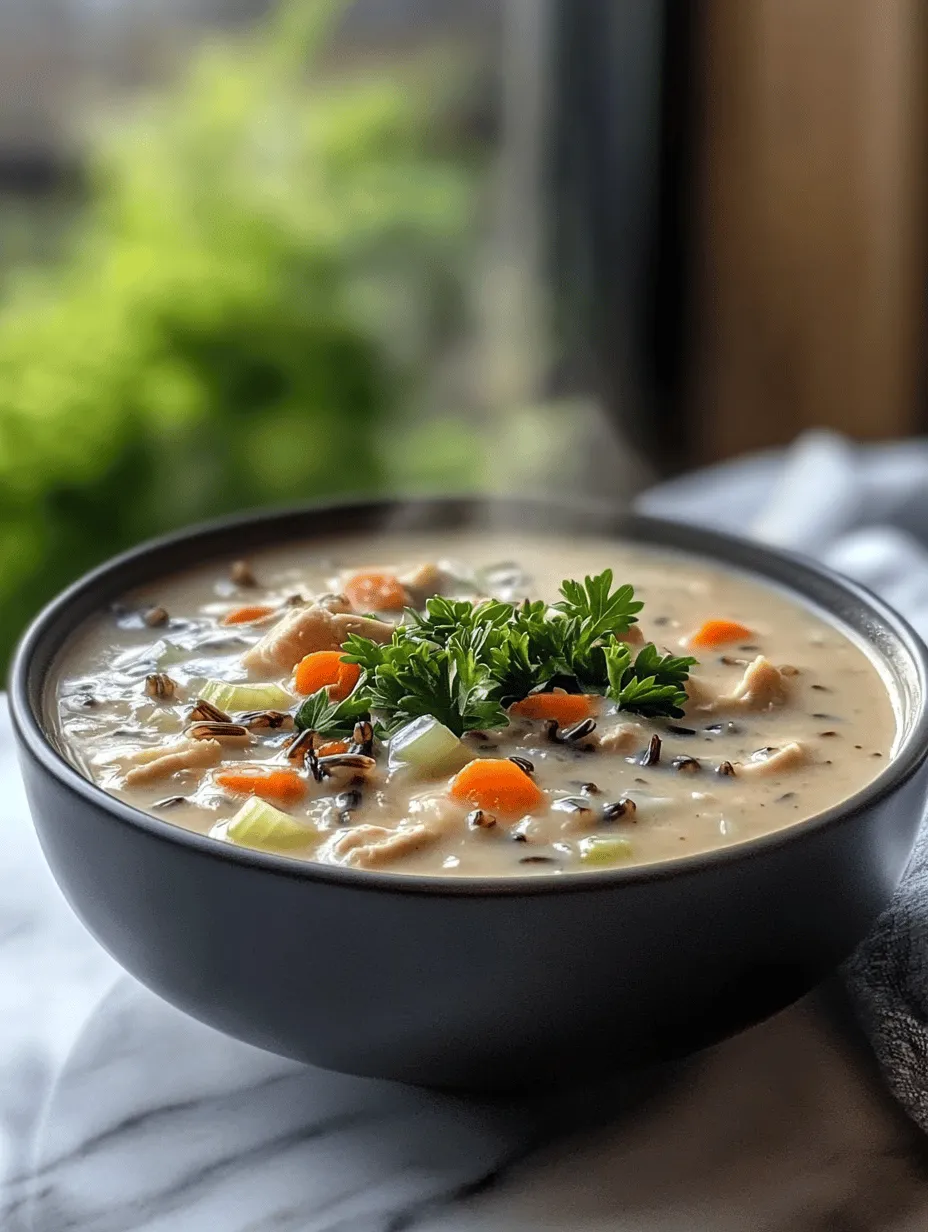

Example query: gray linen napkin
[639,431,928,1133]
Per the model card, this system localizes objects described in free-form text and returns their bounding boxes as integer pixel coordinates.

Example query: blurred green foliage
[0,0,481,667]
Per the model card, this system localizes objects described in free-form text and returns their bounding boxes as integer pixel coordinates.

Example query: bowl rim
[10,494,928,898]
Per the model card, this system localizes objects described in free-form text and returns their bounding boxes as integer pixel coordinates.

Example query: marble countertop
[2,703,927,1231]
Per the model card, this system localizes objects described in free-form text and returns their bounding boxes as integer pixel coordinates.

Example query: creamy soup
[51,532,897,876]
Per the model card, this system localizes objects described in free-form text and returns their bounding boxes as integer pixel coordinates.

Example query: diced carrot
[293,650,362,700]
[510,692,595,725]
[449,758,544,818]
[216,768,307,805]
[317,739,349,757]
[343,572,408,612]
[688,619,755,650]
[222,604,276,626]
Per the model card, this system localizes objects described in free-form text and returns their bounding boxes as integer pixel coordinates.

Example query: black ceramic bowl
[10,498,928,1089]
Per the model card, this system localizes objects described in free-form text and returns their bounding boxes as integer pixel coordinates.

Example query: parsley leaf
[487,629,542,706]
[489,602,574,703]
[603,641,697,719]
[406,596,514,653]
[343,624,509,734]
[551,570,646,690]
[294,687,372,736]
[339,632,391,674]
[363,636,508,737]
[555,570,643,640]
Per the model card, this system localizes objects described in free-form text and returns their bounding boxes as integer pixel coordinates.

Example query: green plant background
[0,0,484,669]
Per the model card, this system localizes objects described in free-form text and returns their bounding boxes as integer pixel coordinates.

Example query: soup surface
[51,531,896,876]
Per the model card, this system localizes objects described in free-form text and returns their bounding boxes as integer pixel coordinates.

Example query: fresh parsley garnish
[489,603,572,703]
[364,637,508,737]
[293,688,371,736]
[603,642,696,719]
[555,569,642,640]
[297,571,695,737]
[553,570,646,690]
[405,596,513,648]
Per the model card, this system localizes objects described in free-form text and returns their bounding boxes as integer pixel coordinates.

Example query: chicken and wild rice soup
[51,532,896,876]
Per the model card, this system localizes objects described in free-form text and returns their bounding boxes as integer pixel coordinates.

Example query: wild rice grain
[349,721,374,757]
[546,717,597,745]
[467,809,497,829]
[639,734,662,766]
[230,560,258,587]
[186,721,249,742]
[602,798,637,822]
[145,673,177,700]
[284,728,316,767]
[672,755,701,774]
[189,698,233,724]
[143,606,169,628]
[240,710,293,731]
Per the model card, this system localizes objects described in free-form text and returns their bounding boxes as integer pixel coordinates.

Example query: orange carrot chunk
[510,692,595,725]
[222,604,276,625]
[449,758,544,818]
[317,739,349,757]
[688,619,755,650]
[293,650,362,700]
[343,572,407,612]
[216,768,307,805]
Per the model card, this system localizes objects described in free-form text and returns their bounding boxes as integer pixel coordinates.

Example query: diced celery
[213,798,316,853]
[579,836,634,866]
[114,639,187,672]
[388,716,469,775]
[200,679,294,713]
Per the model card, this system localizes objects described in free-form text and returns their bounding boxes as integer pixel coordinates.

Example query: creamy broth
[51,532,897,876]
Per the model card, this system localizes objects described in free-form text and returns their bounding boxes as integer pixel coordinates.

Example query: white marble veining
[2,699,928,1231]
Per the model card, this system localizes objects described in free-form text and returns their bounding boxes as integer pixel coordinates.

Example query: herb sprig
[347,635,508,737]
[298,570,696,736]
[555,572,642,640]
[603,642,695,719]
[293,688,371,737]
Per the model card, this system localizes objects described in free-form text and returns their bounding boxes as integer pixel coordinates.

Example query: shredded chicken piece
[400,562,447,605]
[316,593,352,613]
[594,722,647,753]
[737,741,807,777]
[329,823,436,868]
[242,601,394,673]
[405,793,465,831]
[683,657,791,715]
[124,738,222,786]
[332,611,395,643]
[682,675,718,714]
[726,656,790,710]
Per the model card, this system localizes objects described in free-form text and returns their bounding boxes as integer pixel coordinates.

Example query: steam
[380,0,650,526]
